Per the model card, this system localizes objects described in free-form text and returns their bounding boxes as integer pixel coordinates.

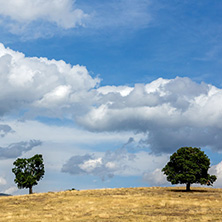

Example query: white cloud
[35,85,72,108]
[0,43,100,117]
[61,138,136,180]
[0,0,154,38]
[85,0,153,30]
[62,146,136,180]
[97,85,133,97]
[0,0,88,29]
[209,161,222,188]
[143,168,169,186]
[1,43,222,155]
[1,120,135,146]
[79,77,222,153]
[4,186,17,195]
[0,118,142,179]
[0,177,7,185]
[61,137,169,181]
[79,158,102,173]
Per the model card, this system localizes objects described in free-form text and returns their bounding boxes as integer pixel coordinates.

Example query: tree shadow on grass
[169,189,209,193]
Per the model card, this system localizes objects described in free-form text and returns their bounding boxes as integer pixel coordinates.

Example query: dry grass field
[0,187,222,221]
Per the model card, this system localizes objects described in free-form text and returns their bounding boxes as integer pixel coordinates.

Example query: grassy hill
[0,187,222,221]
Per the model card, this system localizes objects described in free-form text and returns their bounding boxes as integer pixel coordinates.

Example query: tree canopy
[12,154,45,194]
[162,147,217,191]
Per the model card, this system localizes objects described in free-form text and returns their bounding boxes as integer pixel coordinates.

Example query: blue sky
[0,0,222,194]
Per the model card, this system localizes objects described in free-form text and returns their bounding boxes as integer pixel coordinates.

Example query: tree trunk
[29,186,33,194]
[186,183,191,191]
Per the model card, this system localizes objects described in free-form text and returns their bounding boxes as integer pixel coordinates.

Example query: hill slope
[0,187,222,221]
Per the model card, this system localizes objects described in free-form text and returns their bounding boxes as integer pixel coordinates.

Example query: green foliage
[162,147,217,190]
[12,154,45,194]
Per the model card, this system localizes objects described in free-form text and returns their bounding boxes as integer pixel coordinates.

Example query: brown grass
[0,187,222,221]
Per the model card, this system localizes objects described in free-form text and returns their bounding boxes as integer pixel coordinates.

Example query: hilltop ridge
[0,187,221,221]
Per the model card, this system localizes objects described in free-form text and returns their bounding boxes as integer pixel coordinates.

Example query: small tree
[162,147,216,191]
[12,154,45,194]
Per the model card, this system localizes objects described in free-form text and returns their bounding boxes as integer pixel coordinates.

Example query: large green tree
[162,147,217,191]
[12,154,45,194]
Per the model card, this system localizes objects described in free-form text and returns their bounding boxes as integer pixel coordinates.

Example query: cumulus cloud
[78,77,222,153]
[61,137,170,182]
[0,140,42,159]
[0,0,88,30]
[1,44,222,154]
[0,43,100,117]
[79,77,209,131]
[62,138,136,180]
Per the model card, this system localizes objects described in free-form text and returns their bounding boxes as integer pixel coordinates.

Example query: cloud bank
[79,77,222,153]
[1,43,222,154]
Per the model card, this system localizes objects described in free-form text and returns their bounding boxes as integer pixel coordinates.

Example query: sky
[0,0,222,195]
